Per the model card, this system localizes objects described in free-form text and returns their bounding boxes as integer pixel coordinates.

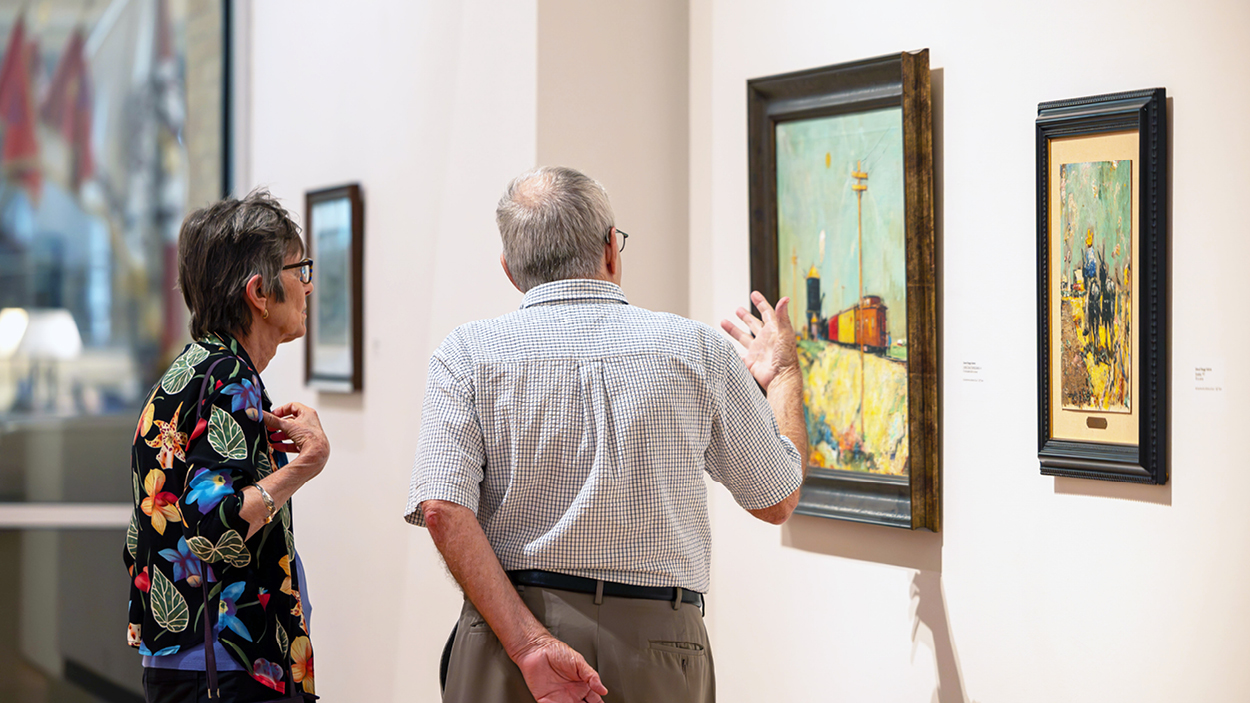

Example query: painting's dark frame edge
[221,0,232,199]
[1035,87,1168,485]
[795,469,913,528]
[304,183,365,393]
[747,49,939,531]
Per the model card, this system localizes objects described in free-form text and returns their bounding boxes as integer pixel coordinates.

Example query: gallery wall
[242,0,691,699]
[692,0,1250,701]
[241,0,1250,701]
[536,0,690,315]
[243,0,538,698]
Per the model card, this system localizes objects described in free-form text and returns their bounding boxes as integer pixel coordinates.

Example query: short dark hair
[178,190,304,340]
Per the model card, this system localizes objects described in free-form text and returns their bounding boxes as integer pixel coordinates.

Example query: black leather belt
[507,570,704,610]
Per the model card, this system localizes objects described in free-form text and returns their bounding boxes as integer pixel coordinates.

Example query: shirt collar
[198,331,257,372]
[519,279,629,309]
[196,332,273,408]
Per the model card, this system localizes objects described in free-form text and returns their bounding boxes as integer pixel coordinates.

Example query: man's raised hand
[720,291,801,393]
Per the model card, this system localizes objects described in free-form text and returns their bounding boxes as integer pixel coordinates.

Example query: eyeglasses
[605,227,629,252]
[282,258,314,284]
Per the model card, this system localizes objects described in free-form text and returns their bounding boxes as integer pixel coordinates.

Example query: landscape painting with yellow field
[776,108,909,476]
[1058,160,1132,413]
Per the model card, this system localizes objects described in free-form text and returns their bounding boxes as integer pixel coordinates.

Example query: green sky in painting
[1059,160,1132,293]
[776,107,906,341]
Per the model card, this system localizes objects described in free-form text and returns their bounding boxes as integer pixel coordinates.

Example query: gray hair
[496,166,614,292]
[178,189,304,340]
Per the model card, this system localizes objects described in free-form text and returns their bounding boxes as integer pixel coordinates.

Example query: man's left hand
[720,291,800,393]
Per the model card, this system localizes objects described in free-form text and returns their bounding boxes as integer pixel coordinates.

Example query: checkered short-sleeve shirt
[405,279,802,592]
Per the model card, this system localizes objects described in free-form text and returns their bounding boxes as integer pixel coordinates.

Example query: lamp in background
[18,309,83,361]
[7,309,83,413]
[0,308,29,358]
[0,308,31,412]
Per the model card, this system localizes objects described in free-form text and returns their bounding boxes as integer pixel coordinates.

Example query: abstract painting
[1036,88,1168,484]
[1058,160,1132,413]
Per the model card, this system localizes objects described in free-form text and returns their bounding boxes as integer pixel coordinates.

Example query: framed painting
[305,183,364,392]
[1036,89,1168,484]
[747,50,938,530]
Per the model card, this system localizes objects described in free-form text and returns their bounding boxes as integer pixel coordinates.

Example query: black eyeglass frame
[282,258,315,284]
[605,227,629,252]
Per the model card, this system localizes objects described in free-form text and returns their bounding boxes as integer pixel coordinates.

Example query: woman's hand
[264,403,330,480]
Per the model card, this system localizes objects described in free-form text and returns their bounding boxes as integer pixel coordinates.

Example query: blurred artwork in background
[0,0,224,416]
[775,108,910,476]
[1058,159,1132,413]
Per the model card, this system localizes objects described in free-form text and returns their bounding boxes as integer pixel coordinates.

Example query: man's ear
[602,229,622,283]
[604,236,619,278]
[500,253,524,293]
[243,274,268,313]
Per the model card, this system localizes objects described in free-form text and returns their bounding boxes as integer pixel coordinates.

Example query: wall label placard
[1194,365,1223,393]
[961,361,985,384]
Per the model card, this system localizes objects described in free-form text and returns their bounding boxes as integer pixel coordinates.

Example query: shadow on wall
[778,61,975,703]
[911,570,974,703]
[783,516,972,702]
[1052,475,1171,505]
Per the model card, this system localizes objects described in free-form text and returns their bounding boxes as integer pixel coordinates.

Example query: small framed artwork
[747,50,939,530]
[305,184,364,392]
[1036,89,1168,484]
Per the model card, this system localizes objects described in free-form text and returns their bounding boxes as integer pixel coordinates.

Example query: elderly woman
[124,191,330,702]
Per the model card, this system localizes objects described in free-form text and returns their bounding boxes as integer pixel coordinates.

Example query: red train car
[827,296,888,352]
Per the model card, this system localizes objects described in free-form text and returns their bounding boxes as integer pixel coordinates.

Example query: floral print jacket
[124,333,314,696]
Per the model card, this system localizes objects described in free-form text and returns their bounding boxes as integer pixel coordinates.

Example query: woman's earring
[262,309,269,319]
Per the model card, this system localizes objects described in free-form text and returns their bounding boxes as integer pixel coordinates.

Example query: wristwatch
[254,483,277,524]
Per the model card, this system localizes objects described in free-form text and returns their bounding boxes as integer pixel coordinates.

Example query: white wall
[695,1,1250,702]
[244,0,1250,700]
[536,0,689,315]
[245,1,537,699]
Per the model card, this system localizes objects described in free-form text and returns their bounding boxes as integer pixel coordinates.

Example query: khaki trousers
[443,584,714,703]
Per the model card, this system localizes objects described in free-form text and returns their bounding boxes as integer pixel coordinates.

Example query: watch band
[253,483,277,524]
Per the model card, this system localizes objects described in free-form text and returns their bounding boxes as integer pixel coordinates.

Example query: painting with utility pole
[775,107,909,476]
[1058,160,1132,412]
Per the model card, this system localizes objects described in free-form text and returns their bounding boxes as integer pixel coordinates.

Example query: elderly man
[405,166,808,703]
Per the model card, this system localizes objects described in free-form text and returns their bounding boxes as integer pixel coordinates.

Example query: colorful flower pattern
[124,335,312,695]
[252,658,286,693]
[145,403,188,469]
[186,467,235,514]
[157,537,215,588]
[215,582,253,642]
[221,376,263,422]
[290,636,315,694]
[139,470,182,535]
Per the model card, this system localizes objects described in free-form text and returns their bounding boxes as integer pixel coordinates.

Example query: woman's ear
[243,274,268,314]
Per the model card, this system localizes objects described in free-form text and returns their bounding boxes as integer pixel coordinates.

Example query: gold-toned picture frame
[1036,89,1168,484]
[747,51,938,530]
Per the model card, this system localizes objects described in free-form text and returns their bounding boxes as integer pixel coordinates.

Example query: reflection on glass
[311,198,352,379]
[0,528,143,702]
[0,1,223,500]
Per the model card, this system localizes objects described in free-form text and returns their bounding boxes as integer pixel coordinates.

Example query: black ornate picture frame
[747,51,939,530]
[305,184,364,393]
[1036,89,1168,484]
